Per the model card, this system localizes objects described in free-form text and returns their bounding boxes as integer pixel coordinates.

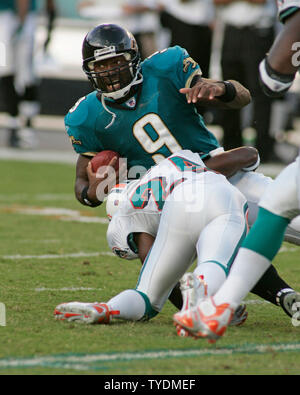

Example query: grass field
[0,159,300,376]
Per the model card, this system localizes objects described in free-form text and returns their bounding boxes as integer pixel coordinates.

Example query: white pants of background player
[213,155,300,309]
[107,174,247,320]
[0,10,37,91]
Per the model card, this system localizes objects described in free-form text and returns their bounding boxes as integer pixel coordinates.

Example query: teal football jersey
[0,0,15,11]
[65,46,220,171]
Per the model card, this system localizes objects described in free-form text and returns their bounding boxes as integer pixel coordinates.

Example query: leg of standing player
[17,11,39,148]
[0,10,21,147]
[213,158,300,309]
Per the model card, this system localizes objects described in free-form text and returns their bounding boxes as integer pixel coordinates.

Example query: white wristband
[242,154,260,172]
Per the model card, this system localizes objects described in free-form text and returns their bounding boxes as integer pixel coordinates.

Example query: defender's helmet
[82,24,142,100]
[106,182,131,221]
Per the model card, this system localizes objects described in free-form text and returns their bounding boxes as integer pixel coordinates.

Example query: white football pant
[0,10,37,92]
[135,175,247,312]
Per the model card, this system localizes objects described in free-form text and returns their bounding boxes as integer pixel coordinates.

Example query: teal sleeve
[172,46,202,91]
[65,124,103,156]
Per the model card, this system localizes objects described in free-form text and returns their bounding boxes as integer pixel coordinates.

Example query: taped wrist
[259,58,295,97]
[81,186,103,207]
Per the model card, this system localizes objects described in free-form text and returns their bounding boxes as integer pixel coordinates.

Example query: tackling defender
[55,149,300,327]
[54,150,249,325]
[174,1,300,342]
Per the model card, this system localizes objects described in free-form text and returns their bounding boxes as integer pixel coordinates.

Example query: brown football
[90,150,120,172]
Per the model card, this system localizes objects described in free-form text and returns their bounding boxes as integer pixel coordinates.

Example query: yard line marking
[0,194,74,202]
[245,299,270,305]
[2,251,114,260]
[2,206,109,224]
[0,342,300,371]
[279,245,299,253]
[35,287,102,292]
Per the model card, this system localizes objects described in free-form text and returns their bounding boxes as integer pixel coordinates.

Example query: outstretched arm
[180,76,251,110]
[204,146,259,177]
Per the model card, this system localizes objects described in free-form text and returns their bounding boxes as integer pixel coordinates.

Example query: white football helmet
[106,182,130,220]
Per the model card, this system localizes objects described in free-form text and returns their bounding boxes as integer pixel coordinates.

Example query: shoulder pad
[143,46,187,72]
[65,93,96,127]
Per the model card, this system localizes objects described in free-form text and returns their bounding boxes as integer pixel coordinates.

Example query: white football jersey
[277,0,300,22]
[106,150,224,260]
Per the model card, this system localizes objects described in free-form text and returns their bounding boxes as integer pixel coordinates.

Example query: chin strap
[101,73,144,129]
[101,94,117,129]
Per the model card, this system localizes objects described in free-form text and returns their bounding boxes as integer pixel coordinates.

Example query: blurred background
[0,0,299,166]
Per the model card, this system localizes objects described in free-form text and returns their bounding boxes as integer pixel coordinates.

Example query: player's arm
[75,155,96,206]
[259,10,300,97]
[133,232,155,263]
[180,75,251,110]
[204,146,260,177]
[75,154,106,207]
[75,154,126,207]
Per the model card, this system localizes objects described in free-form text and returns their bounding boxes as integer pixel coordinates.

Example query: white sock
[194,262,227,296]
[107,289,146,321]
[213,248,271,308]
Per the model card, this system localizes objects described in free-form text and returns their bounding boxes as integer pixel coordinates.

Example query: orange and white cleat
[54,302,117,324]
[175,273,208,338]
[173,297,234,343]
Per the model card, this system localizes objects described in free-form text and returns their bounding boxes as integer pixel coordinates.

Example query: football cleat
[276,289,300,319]
[173,297,234,343]
[54,302,115,324]
[180,272,208,310]
[229,303,248,327]
[175,273,208,337]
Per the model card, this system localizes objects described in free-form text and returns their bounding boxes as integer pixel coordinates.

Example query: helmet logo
[94,46,116,60]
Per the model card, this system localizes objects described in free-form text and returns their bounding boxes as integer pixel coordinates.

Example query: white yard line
[35,287,102,292]
[0,194,74,202]
[0,342,299,371]
[2,206,109,224]
[2,251,114,260]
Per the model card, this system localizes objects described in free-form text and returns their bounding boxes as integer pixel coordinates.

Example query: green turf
[0,159,300,375]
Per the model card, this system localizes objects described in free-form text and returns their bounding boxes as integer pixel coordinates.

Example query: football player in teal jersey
[65,23,251,208]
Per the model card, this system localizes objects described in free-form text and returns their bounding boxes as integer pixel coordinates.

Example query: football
[90,150,120,172]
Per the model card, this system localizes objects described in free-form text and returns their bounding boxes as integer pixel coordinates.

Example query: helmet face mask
[87,53,138,95]
[82,24,142,100]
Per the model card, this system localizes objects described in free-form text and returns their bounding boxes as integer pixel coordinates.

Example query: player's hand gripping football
[86,156,127,203]
[180,79,225,104]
